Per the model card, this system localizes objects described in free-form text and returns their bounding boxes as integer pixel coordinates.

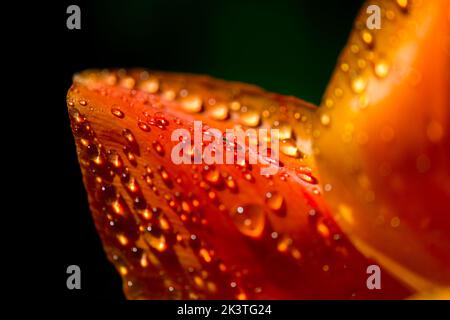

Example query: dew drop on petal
[231,204,266,238]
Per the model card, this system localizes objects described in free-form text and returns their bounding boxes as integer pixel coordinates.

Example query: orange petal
[314,0,450,291]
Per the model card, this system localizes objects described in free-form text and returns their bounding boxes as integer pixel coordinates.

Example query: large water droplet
[139,78,159,93]
[209,103,229,120]
[374,60,389,78]
[280,139,301,158]
[240,111,261,127]
[203,167,222,186]
[277,123,293,140]
[296,166,318,184]
[230,204,266,238]
[351,76,367,94]
[265,191,285,214]
[181,95,203,113]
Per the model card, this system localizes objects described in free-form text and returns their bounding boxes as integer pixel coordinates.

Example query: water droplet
[138,120,151,132]
[350,44,360,54]
[320,113,331,127]
[123,146,138,166]
[386,10,396,20]
[181,95,203,113]
[396,0,408,11]
[361,30,373,47]
[68,108,86,123]
[230,101,241,111]
[231,204,266,238]
[79,100,87,106]
[199,248,212,263]
[334,87,344,97]
[140,253,148,268]
[152,112,170,128]
[143,232,167,252]
[117,234,129,246]
[152,141,165,156]
[120,76,135,89]
[317,222,330,238]
[374,60,390,78]
[240,111,261,127]
[122,128,136,144]
[357,58,367,69]
[280,139,301,158]
[340,62,350,72]
[122,174,140,195]
[122,129,140,155]
[295,166,318,184]
[265,191,285,214]
[111,106,125,119]
[159,215,171,230]
[225,176,238,192]
[203,168,222,186]
[243,171,254,182]
[210,103,229,120]
[390,216,401,228]
[278,123,293,140]
[111,197,127,215]
[351,76,367,93]
[277,236,292,252]
[139,78,159,93]
[158,166,173,187]
[107,150,123,171]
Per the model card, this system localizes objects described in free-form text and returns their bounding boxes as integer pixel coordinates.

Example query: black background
[36,0,366,300]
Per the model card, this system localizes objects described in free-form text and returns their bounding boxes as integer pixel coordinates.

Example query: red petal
[67,69,410,299]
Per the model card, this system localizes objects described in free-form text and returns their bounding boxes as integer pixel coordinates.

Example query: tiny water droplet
[111,107,125,119]
[204,168,222,186]
[138,120,151,132]
[107,150,123,170]
[320,113,331,127]
[122,128,136,144]
[361,30,373,47]
[351,76,367,94]
[225,176,238,192]
[152,141,165,156]
[158,166,173,187]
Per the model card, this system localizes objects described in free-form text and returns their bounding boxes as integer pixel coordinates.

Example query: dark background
[52,0,364,299]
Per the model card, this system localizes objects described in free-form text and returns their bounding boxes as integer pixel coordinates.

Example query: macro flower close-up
[59,0,449,303]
